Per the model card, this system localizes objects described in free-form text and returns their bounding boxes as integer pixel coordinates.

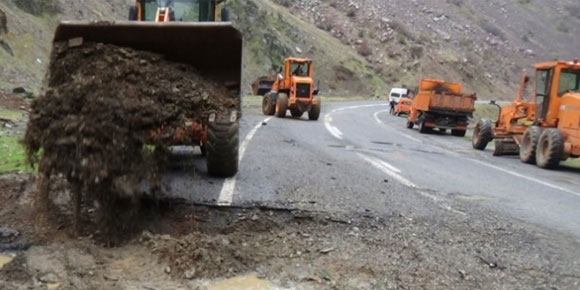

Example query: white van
[388,88,409,104]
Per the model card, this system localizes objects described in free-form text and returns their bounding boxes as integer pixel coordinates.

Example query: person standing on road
[389,99,396,115]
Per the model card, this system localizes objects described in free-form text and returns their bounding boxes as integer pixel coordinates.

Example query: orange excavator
[472,60,580,169]
[262,57,321,120]
[50,0,242,177]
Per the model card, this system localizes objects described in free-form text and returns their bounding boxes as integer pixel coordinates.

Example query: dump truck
[473,60,580,169]
[262,57,321,120]
[406,79,476,136]
[50,0,242,177]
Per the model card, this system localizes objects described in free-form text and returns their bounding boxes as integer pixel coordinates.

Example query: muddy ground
[1,171,579,290]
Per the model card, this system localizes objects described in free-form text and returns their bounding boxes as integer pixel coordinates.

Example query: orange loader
[407,79,477,136]
[51,0,242,177]
[262,57,321,120]
[473,60,580,169]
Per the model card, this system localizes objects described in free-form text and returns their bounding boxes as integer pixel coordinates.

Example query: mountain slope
[1,0,580,99]
[275,0,580,99]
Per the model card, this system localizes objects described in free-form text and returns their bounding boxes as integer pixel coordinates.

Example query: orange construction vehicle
[52,0,241,177]
[472,60,580,169]
[391,97,412,116]
[406,79,476,136]
[262,57,321,120]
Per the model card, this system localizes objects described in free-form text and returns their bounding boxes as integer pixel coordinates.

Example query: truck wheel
[536,128,564,169]
[206,118,239,177]
[291,108,304,118]
[418,119,431,134]
[406,120,414,129]
[439,128,447,134]
[309,98,321,121]
[472,119,492,150]
[262,94,275,116]
[128,6,138,21]
[451,129,466,137]
[519,126,542,164]
[275,93,288,118]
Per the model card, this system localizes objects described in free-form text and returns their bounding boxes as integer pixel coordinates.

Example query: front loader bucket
[251,75,275,96]
[52,21,243,93]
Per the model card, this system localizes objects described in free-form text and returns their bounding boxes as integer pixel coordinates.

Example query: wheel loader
[473,60,580,169]
[406,79,477,136]
[262,57,321,120]
[50,0,242,177]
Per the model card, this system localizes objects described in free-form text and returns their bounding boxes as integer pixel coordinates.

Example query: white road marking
[217,117,273,206]
[324,104,388,141]
[357,153,416,188]
[469,158,580,198]
[324,113,343,140]
[373,110,422,143]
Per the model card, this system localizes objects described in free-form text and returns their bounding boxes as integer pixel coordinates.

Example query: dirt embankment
[24,41,238,241]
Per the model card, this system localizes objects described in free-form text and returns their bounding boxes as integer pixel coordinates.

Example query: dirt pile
[24,41,237,237]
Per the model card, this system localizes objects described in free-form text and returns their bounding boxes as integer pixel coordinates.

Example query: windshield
[142,0,215,22]
[558,69,580,96]
[290,61,310,77]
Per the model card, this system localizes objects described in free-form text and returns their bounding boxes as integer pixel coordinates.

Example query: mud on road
[1,172,579,290]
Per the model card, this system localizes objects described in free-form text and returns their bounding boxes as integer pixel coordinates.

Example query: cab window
[290,62,310,77]
[142,0,214,22]
[558,69,580,96]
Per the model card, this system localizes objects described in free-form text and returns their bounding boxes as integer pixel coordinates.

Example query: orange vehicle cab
[393,97,412,116]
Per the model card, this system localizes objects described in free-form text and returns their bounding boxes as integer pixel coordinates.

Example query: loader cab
[133,0,228,22]
[534,61,580,125]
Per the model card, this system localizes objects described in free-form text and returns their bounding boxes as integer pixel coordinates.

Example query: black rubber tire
[406,120,414,129]
[451,129,467,137]
[309,98,321,121]
[519,126,542,164]
[262,94,275,116]
[275,93,288,118]
[221,7,231,22]
[536,128,565,169]
[418,119,431,134]
[206,120,239,177]
[472,119,493,150]
[439,128,447,134]
[128,6,138,21]
[291,108,304,118]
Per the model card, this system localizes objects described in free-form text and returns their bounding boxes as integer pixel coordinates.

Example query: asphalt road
[165,101,580,239]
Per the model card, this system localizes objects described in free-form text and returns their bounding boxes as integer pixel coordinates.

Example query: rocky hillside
[1,0,580,98]
[275,0,580,98]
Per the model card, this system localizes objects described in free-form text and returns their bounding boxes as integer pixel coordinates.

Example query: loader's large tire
[128,6,138,21]
[206,120,239,177]
[262,94,275,116]
[275,93,288,118]
[309,98,321,121]
[291,108,304,118]
[451,129,467,137]
[519,126,542,164]
[536,128,564,169]
[472,119,493,150]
